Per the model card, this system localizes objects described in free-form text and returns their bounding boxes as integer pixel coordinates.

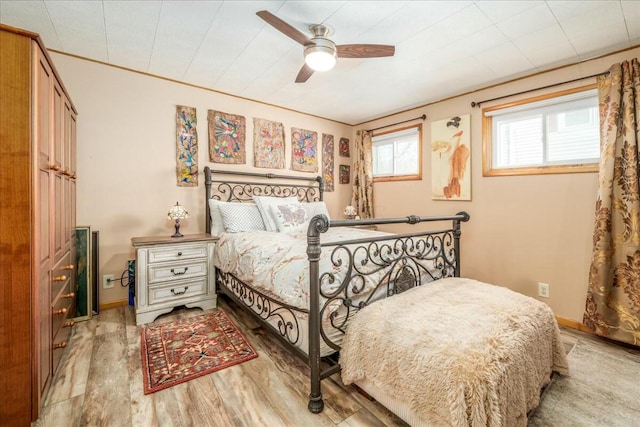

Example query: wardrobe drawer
[148,260,207,284]
[52,324,72,372]
[148,277,207,306]
[51,251,73,300]
[148,244,207,263]
[51,281,74,336]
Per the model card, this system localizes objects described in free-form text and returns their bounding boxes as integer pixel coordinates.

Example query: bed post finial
[307,214,330,413]
[452,211,469,277]
[204,167,212,234]
[316,176,324,201]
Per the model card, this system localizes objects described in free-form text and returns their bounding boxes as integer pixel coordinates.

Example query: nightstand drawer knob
[170,287,189,296]
[170,267,188,276]
[177,251,183,256]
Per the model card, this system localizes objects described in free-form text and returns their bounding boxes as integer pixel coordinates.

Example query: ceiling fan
[256,10,395,83]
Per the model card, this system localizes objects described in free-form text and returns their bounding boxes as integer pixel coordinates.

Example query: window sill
[483,163,598,177]
[373,174,422,183]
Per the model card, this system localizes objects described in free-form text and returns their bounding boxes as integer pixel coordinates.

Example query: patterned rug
[140,310,258,394]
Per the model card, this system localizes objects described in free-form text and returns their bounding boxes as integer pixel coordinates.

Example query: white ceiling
[1,1,638,124]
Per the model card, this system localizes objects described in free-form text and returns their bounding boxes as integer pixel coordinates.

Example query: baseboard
[556,316,593,333]
[100,300,129,311]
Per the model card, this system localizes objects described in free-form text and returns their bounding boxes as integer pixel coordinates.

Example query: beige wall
[51,53,352,305]
[52,47,638,319]
[357,47,639,323]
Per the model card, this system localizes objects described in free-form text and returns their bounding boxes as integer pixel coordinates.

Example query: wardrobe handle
[53,307,67,316]
[62,320,75,328]
[61,264,75,270]
[49,164,60,171]
[71,173,77,179]
[52,275,67,282]
[53,342,67,349]
[61,292,75,299]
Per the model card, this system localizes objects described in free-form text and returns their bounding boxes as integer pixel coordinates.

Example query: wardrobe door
[34,43,54,404]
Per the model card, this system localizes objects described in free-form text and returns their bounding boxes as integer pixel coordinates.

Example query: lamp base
[172,219,183,238]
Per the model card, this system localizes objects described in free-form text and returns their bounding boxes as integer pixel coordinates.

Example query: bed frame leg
[307,215,330,414]
[308,394,324,413]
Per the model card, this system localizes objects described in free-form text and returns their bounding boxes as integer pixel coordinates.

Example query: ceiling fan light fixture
[304,39,337,72]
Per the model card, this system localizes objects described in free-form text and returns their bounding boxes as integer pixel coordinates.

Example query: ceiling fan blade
[256,10,311,45]
[337,44,395,58]
[295,64,314,83]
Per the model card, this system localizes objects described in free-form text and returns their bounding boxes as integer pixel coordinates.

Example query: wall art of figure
[431,114,471,200]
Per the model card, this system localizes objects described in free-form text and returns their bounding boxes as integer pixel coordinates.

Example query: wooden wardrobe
[0,24,77,425]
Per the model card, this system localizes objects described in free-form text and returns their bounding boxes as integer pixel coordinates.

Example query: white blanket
[340,277,569,427]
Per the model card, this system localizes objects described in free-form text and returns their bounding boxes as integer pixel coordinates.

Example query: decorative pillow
[252,196,300,231]
[208,199,228,235]
[217,202,266,233]
[269,203,308,234]
[302,201,331,222]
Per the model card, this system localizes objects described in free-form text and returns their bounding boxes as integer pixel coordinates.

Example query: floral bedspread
[213,227,383,310]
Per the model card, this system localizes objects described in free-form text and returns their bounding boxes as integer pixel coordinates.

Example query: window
[372,125,422,181]
[483,85,599,176]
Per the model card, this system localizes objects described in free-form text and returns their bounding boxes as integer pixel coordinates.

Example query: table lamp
[168,201,189,237]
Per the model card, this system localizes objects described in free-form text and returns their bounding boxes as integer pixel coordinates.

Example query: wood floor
[36,296,637,427]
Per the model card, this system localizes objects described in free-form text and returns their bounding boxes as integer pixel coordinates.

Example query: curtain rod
[366,114,426,133]
[470,71,609,108]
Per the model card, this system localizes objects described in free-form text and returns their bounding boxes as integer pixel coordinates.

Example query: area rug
[528,339,640,426]
[140,310,258,394]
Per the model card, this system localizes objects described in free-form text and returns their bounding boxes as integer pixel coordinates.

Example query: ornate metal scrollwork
[217,270,306,346]
[317,230,457,350]
[211,180,320,203]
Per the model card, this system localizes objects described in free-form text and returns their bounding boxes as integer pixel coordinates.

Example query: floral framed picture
[291,127,318,172]
[339,137,350,157]
[339,164,350,184]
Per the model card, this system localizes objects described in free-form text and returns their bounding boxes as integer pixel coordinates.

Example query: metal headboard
[203,166,324,234]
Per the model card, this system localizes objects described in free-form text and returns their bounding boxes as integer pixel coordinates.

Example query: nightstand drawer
[148,278,207,305]
[148,244,207,263]
[148,260,207,284]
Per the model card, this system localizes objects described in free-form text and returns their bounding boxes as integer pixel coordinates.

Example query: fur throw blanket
[340,278,569,427]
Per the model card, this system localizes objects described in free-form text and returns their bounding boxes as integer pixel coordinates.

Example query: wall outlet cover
[103,274,115,289]
[538,282,550,298]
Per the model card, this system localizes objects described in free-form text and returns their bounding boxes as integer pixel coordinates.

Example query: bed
[204,167,568,425]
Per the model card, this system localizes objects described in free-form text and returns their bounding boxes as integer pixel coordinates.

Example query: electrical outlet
[103,274,115,289]
[538,282,550,298]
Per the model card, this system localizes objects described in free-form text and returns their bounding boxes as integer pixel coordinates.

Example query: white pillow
[207,199,227,235]
[302,201,331,222]
[217,202,266,233]
[252,195,300,231]
[269,203,309,234]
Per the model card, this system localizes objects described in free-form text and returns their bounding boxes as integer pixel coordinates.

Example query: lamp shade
[167,202,189,220]
[304,39,337,72]
[344,205,357,218]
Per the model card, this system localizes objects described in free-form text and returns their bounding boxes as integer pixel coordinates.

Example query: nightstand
[131,234,218,325]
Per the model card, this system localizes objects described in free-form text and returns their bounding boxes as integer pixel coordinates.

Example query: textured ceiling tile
[45,0,108,61]
[495,2,557,40]
[474,0,542,23]
[148,1,222,79]
[473,42,536,76]
[0,0,62,49]
[183,1,282,87]
[622,1,640,39]
[322,1,408,44]
[104,1,161,71]
[546,0,615,21]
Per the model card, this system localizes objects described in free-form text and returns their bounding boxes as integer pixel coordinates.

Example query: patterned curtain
[584,58,640,346]
[351,130,374,218]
